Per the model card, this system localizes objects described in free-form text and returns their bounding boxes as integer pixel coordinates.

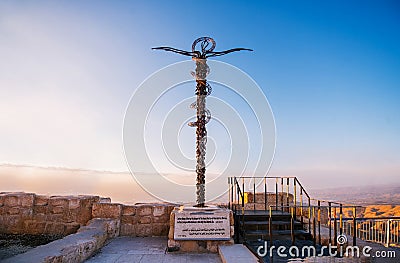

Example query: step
[240,222,303,232]
[244,229,310,236]
[241,220,302,226]
[218,244,258,263]
[235,210,291,216]
[236,215,293,222]
[240,221,303,231]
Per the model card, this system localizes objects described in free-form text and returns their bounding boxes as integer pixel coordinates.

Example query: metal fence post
[386,220,391,247]
[318,200,321,245]
[353,206,356,246]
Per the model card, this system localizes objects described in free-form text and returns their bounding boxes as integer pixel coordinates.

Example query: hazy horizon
[1,163,399,205]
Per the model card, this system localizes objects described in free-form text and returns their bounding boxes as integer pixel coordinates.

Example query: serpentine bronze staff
[153,37,252,207]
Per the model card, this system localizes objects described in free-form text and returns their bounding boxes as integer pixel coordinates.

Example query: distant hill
[309,184,400,217]
[309,184,400,205]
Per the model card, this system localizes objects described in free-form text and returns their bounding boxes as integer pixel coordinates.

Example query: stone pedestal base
[167,238,234,253]
[168,205,234,253]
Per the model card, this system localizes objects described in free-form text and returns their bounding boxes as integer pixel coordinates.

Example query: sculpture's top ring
[192,37,216,54]
[153,36,251,59]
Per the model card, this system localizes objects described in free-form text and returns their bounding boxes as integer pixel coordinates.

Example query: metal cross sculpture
[153,37,252,207]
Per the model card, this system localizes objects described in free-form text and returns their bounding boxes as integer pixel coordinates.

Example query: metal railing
[228,176,313,243]
[228,176,400,248]
[228,176,311,215]
[336,217,400,247]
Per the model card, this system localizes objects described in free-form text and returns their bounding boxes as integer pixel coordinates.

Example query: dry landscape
[311,185,400,218]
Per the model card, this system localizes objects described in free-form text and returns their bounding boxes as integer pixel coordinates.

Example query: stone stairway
[233,207,314,262]
[235,209,312,243]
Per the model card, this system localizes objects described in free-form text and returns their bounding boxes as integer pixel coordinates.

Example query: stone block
[33,213,47,221]
[24,220,46,234]
[4,195,19,207]
[92,203,122,219]
[122,205,136,216]
[169,210,175,222]
[0,215,5,232]
[83,218,120,238]
[64,223,81,235]
[168,224,174,239]
[3,193,34,207]
[167,239,232,253]
[137,205,152,216]
[7,207,20,215]
[206,241,219,253]
[35,195,49,206]
[120,223,136,236]
[0,195,4,206]
[246,192,294,205]
[106,219,121,238]
[79,195,100,207]
[152,223,168,236]
[62,209,78,223]
[139,216,152,224]
[51,206,64,214]
[153,205,167,217]
[20,194,35,207]
[136,224,152,236]
[179,240,207,252]
[75,207,93,224]
[99,197,111,203]
[45,222,65,235]
[68,198,81,209]
[3,215,23,233]
[46,214,64,222]
[20,207,33,218]
[167,239,180,249]
[121,215,137,225]
[167,205,175,215]
[153,214,169,223]
[33,205,48,214]
[49,197,69,207]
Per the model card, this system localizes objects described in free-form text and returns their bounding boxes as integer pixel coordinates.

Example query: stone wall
[93,202,174,237]
[0,192,175,237]
[0,192,99,236]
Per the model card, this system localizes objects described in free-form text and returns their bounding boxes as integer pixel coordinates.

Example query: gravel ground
[0,233,62,260]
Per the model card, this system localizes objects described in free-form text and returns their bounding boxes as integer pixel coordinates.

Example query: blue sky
[0,1,399,188]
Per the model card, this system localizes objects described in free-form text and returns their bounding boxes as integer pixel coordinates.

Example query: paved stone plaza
[84,237,222,263]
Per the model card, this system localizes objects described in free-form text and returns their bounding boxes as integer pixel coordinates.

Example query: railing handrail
[269,204,400,220]
[228,176,297,179]
[227,176,311,200]
[294,177,310,199]
[310,198,343,206]
[233,177,244,202]
[272,204,356,209]
[335,217,400,221]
